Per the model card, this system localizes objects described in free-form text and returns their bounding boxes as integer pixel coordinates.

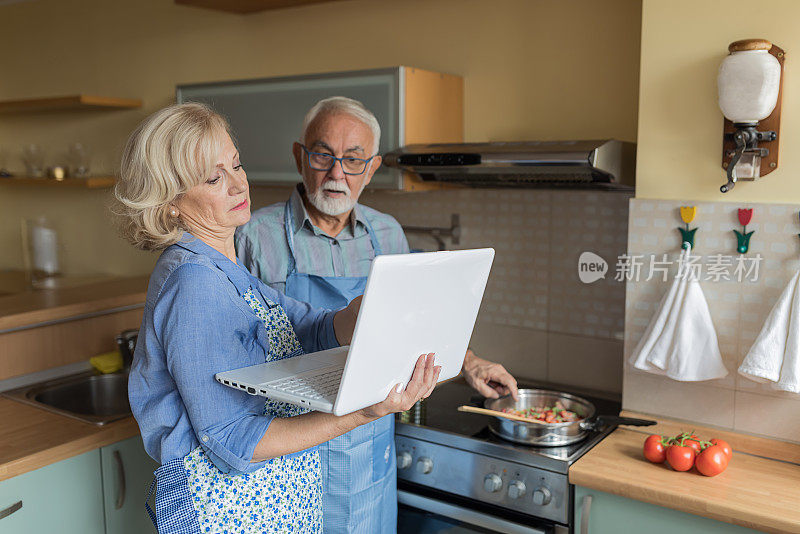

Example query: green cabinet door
[574,486,762,534]
[100,436,159,534]
[0,450,105,534]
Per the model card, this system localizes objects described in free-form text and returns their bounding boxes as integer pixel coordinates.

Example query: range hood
[383,140,635,189]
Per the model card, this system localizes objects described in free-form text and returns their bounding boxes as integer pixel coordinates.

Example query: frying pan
[482,389,655,446]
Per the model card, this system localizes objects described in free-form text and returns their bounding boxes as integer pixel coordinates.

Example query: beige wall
[637,0,800,203]
[0,0,641,275]
[629,1,800,439]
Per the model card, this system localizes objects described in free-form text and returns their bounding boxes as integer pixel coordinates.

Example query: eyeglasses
[301,145,377,175]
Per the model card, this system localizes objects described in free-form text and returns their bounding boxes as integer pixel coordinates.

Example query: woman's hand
[462,349,519,400]
[360,353,441,419]
[333,295,362,346]
[254,352,438,460]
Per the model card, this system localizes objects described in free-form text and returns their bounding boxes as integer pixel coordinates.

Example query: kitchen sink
[3,371,131,425]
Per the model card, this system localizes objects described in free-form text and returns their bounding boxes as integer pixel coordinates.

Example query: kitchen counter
[0,397,139,482]
[0,273,148,333]
[570,411,800,534]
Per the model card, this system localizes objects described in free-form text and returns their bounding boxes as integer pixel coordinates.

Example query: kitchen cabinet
[177,66,463,190]
[101,436,159,534]
[0,437,156,534]
[574,486,762,534]
[0,450,105,533]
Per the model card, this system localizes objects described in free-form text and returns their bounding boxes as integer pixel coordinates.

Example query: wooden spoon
[457,405,549,425]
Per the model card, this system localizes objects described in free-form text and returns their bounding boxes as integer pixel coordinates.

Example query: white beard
[304,178,365,216]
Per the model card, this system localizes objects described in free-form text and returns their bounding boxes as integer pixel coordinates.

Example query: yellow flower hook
[678,206,698,250]
[680,206,697,224]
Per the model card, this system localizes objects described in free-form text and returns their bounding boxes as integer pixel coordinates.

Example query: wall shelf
[0,176,116,189]
[175,0,344,14]
[0,95,142,114]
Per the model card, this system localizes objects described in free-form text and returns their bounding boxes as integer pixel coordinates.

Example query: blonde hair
[113,102,231,250]
[301,96,381,154]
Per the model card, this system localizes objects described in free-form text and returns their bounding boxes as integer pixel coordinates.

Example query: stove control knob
[483,473,502,493]
[507,480,526,499]
[397,452,412,470]
[416,457,434,475]
[533,487,552,506]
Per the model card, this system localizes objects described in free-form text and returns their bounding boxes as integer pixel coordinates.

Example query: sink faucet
[116,329,138,371]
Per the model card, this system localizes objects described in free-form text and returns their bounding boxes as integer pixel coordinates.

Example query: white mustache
[322,181,350,194]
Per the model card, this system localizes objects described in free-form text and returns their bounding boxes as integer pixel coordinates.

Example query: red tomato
[710,438,733,461]
[684,438,702,455]
[666,445,695,471]
[643,435,667,463]
[696,445,729,477]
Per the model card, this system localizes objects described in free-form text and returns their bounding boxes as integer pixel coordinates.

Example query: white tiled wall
[624,198,800,442]
[250,186,632,393]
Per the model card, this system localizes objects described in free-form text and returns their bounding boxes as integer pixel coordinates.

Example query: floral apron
[147,288,323,533]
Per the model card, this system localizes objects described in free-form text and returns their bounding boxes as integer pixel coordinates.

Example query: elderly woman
[115,102,439,534]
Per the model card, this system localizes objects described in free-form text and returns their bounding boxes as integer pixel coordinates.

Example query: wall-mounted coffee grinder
[718,39,785,193]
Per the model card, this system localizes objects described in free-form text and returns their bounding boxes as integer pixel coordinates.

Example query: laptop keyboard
[267,368,343,400]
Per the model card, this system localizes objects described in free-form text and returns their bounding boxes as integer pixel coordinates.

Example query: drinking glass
[21,216,62,287]
[22,144,45,177]
[67,143,90,177]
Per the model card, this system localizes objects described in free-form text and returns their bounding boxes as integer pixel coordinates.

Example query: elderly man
[236,96,518,534]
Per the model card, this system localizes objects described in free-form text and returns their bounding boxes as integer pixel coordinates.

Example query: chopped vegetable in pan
[501,401,583,423]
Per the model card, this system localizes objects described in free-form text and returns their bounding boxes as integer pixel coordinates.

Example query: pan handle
[596,415,656,427]
[580,415,656,431]
[470,395,485,408]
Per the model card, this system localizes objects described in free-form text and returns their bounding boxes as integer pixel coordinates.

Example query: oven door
[399,490,566,534]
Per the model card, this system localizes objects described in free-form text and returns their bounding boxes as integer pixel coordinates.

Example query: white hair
[300,96,381,154]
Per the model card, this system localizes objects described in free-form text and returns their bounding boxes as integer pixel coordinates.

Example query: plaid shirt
[236,185,409,293]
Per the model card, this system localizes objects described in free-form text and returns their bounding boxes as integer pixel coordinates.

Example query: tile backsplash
[624,198,800,443]
[250,186,632,394]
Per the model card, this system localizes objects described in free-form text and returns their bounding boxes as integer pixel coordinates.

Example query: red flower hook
[738,208,753,227]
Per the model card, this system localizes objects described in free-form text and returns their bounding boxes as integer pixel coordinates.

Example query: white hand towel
[739,270,800,393]
[629,247,728,381]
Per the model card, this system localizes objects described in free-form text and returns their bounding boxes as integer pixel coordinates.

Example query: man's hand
[461,349,519,400]
[333,295,362,346]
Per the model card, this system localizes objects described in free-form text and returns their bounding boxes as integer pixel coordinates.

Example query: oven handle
[398,490,550,534]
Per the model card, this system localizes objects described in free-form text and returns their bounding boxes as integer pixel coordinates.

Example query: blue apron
[283,201,397,534]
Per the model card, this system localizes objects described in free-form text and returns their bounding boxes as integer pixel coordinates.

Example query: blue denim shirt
[128,233,339,475]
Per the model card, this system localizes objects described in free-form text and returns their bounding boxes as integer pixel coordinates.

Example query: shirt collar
[173,232,254,296]
[290,183,368,239]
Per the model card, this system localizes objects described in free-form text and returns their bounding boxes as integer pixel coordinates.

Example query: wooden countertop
[570,411,800,533]
[0,397,139,482]
[0,273,149,332]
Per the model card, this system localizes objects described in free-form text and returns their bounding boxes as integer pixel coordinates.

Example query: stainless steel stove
[395,378,621,534]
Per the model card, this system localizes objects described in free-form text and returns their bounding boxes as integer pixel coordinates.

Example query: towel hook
[678,206,698,250]
[734,208,755,254]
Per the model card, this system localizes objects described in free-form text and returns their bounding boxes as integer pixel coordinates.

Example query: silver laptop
[215,248,494,416]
